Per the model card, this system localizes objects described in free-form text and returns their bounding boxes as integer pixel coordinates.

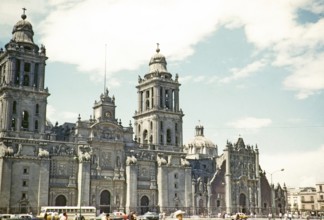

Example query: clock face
[105,111,111,118]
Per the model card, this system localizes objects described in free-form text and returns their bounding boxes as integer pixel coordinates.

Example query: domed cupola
[10,9,38,51]
[145,43,172,80]
[184,124,218,159]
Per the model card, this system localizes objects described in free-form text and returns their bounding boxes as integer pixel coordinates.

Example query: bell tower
[0,9,49,138]
[133,44,184,151]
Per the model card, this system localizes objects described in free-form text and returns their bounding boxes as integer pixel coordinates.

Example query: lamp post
[269,169,285,218]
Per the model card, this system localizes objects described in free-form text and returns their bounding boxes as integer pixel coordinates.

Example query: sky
[0,0,324,188]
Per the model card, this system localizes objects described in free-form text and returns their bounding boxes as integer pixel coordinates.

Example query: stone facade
[0,11,287,216]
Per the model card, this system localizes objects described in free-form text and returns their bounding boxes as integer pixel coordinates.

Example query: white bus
[39,206,96,220]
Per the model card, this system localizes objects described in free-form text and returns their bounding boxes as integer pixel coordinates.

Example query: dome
[186,135,216,148]
[11,12,36,48]
[148,43,168,73]
[185,125,216,148]
[184,125,218,159]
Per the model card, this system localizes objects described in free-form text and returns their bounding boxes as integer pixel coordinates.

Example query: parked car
[90,213,123,220]
[0,214,15,220]
[137,212,159,220]
[231,213,249,220]
[17,214,33,219]
[112,212,127,220]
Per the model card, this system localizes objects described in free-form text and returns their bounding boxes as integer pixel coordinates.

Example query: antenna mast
[104,44,107,93]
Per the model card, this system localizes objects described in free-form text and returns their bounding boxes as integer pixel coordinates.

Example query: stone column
[157,165,168,213]
[2,96,10,130]
[207,182,211,215]
[175,89,179,112]
[37,159,50,208]
[19,60,24,86]
[185,167,192,208]
[224,147,232,214]
[30,62,35,87]
[78,160,91,206]
[126,163,138,213]
[161,88,165,108]
[154,86,159,108]
[38,62,45,90]
[255,148,261,214]
[192,181,196,215]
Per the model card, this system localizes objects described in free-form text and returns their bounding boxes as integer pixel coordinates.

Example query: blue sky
[1,0,324,188]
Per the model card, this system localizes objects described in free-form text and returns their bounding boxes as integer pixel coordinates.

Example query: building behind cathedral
[0,11,287,216]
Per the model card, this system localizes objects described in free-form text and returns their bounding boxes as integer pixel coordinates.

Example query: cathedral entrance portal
[140,196,149,214]
[198,199,205,215]
[100,190,111,213]
[239,193,247,213]
[55,195,67,206]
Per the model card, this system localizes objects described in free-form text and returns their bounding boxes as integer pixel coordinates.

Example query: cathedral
[0,11,287,216]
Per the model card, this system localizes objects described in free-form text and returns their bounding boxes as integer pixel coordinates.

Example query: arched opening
[100,190,111,214]
[149,135,153,143]
[239,193,247,213]
[11,118,16,130]
[278,203,283,214]
[166,129,171,144]
[55,195,67,206]
[35,104,39,115]
[34,120,38,131]
[13,101,17,114]
[23,74,29,86]
[21,111,29,130]
[198,199,204,215]
[140,196,149,214]
[143,130,148,144]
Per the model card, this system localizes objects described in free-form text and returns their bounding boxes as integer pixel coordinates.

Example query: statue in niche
[14,144,22,156]
[126,155,137,165]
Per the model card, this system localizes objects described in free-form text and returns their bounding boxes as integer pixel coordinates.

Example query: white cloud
[220,59,267,83]
[2,0,324,98]
[227,117,272,129]
[260,145,324,187]
[46,105,78,124]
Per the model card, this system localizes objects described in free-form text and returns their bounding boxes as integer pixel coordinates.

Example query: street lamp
[269,168,285,218]
[270,169,285,186]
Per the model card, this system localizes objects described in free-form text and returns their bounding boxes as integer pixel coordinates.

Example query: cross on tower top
[21,8,27,20]
[156,43,160,53]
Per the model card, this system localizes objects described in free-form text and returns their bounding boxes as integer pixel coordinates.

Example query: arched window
[143,130,148,144]
[35,104,39,115]
[23,74,29,86]
[55,195,67,206]
[140,196,149,214]
[34,120,38,131]
[166,129,171,144]
[100,190,111,213]
[13,101,17,114]
[149,135,153,143]
[21,111,29,130]
[11,118,16,130]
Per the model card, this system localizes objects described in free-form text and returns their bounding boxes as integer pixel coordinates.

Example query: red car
[112,212,128,220]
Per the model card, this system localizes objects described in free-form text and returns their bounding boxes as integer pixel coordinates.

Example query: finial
[156,43,160,53]
[21,8,27,20]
